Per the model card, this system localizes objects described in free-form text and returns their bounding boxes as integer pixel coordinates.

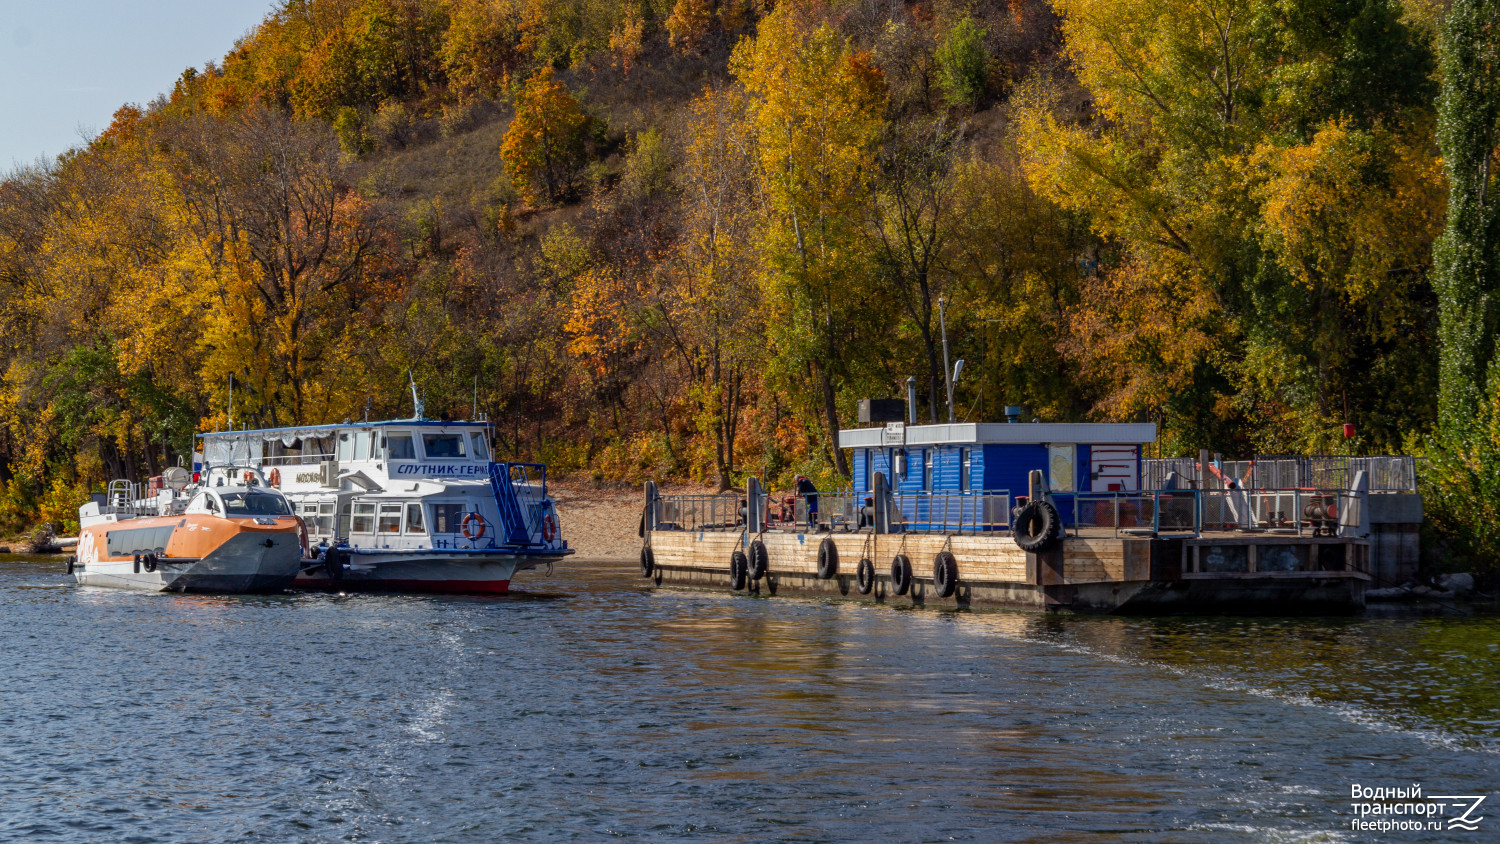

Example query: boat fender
[816,537,838,579]
[542,514,557,542]
[640,545,655,578]
[890,554,912,596]
[324,547,345,582]
[133,554,141,574]
[730,550,748,590]
[747,540,769,580]
[1012,501,1061,553]
[855,558,875,595]
[268,468,281,488]
[933,551,958,598]
[66,555,75,575]
[142,554,158,573]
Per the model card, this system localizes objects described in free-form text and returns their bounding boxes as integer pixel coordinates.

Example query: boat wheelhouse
[197,419,569,594]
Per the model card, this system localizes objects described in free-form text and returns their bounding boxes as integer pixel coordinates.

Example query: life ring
[1013,501,1061,552]
[890,554,912,596]
[933,551,959,598]
[816,537,838,579]
[856,558,875,594]
[243,470,256,486]
[268,468,281,488]
[542,514,557,541]
[640,545,655,578]
[461,512,488,540]
[747,540,769,580]
[730,550,748,590]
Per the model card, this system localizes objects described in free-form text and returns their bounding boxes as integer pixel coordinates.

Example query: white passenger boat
[196,418,571,594]
[74,470,305,592]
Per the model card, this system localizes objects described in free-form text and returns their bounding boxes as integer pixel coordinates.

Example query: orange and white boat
[73,471,304,593]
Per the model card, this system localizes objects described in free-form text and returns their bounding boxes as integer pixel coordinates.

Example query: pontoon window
[422,433,466,459]
[430,503,465,533]
[405,503,426,533]
[220,491,292,516]
[469,432,489,460]
[960,448,971,492]
[378,504,402,533]
[351,502,376,533]
[386,433,416,460]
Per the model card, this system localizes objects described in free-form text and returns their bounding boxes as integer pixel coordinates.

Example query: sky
[0,0,276,171]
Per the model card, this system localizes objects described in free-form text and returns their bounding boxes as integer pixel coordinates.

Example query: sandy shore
[550,480,718,562]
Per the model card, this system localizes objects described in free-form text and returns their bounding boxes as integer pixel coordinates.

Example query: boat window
[430,503,465,533]
[422,433,466,459]
[469,432,489,460]
[386,433,416,460]
[378,503,402,533]
[220,491,291,516]
[317,502,335,536]
[353,431,373,461]
[351,502,376,533]
[405,503,426,533]
[336,433,353,462]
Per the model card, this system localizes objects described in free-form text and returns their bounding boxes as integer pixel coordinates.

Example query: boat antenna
[471,373,479,421]
[227,373,234,432]
[408,370,425,421]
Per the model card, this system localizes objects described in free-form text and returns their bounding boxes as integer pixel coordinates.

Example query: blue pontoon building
[838,422,1158,529]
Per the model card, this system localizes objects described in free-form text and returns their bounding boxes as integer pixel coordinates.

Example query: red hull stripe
[296,578,511,595]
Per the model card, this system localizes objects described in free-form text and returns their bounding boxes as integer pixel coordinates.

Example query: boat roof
[199,420,489,439]
[838,422,1157,449]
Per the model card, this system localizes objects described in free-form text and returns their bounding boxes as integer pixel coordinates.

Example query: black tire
[730,550,748,590]
[324,548,345,582]
[66,555,75,575]
[890,554,912,596]
[748,540,769,580]
[1013,501,1062,552]
[143,554,158,574]
[856,558,875,595]
[133,555,141,574]
[640,545,655,578]
[816,537,838,579]
[933,551,958,598]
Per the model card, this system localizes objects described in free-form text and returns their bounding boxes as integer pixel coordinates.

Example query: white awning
[838,422,1157,448]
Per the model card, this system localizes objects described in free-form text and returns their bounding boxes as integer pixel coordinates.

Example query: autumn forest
[1,0,1498,567]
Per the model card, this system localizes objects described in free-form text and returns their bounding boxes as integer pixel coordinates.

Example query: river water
[0,555,1495,842]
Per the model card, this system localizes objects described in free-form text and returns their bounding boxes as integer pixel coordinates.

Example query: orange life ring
[461,512,487,540]
[243,470,255,485]
[542,514,557,541]
[269,468,282,488]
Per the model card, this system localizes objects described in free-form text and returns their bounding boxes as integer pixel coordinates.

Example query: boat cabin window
[219,491,291,516]
[378,503,402,533]
[317,501,335,536]
[405,503,426,534]
[422,433,467,459]
[469,432,489,460]
[385,433,416,460]
[337,431,375,461]
[430,503,465,533]
[351,502,376,534]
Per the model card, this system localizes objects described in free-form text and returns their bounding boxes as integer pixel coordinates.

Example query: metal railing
[1142,455,1418,493]
[1050,491,1200,538]
[649,494,745,532]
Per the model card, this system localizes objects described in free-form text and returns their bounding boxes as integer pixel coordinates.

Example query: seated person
[794,475,819,526]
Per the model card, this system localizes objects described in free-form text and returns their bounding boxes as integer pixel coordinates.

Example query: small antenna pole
[472,373,479,421]
[408,370,425,420]
[227,373,234,431]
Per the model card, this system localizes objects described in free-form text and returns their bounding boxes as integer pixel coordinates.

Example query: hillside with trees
[1,0,1497,569]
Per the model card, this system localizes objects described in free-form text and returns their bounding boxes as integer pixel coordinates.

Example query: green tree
[935,16,987,107]
[1432,0,1500,435]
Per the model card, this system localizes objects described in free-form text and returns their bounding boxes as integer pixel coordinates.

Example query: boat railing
[1142,455,1418,493]
[886,490,1013,534]
[1049,491,1199,538]
[651,494,745,532]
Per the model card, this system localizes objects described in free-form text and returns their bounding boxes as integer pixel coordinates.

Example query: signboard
[881,422,906,446]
